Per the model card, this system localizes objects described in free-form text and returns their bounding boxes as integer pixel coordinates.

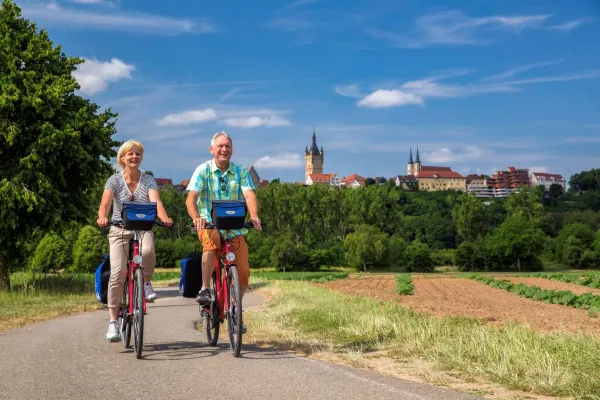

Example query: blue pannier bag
[211,200,247,230]
[94,254,111,304]
[121,201,157,231]
[179,252,202,298]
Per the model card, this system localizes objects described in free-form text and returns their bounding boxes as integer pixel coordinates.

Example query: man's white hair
[211,130,232,146]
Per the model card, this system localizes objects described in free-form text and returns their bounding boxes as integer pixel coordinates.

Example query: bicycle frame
[127,236,147,315]
[212,233,234,322]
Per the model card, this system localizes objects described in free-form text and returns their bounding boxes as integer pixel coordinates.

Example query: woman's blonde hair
[117,140,145,168]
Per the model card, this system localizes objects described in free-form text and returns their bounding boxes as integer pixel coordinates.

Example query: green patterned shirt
[186,159,255,238]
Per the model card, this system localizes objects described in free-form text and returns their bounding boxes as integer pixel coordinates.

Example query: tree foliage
[0,0,119,288]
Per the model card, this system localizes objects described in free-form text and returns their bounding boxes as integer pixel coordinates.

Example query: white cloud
[357,89,424,108]
[20,4,212,35]
[548,18,594,31]
[368,10,551,48]
[67,0,116,5]
[341,65,600,108]
[72,58,134,95]
[255,153,303,168]
[223,115,291,128]
[157,108,218,126]
[334,84,364,98]
[285,0,326,9]
[425,146,484,163]
[483,60,563,81]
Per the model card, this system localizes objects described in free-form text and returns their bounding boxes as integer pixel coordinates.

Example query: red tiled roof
[341,173,365,184]
[179,179,190,187]
[155,178,173,186]
[532,172,565,181]
[417,170,465,179]
[421,166,452,172]
[309,173,334,182]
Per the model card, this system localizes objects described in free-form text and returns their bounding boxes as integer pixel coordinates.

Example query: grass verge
[1,270,181,332]
[245,279,600,399]
[395,274,414,295]
[464,273,600,312]
[251,271,348,282]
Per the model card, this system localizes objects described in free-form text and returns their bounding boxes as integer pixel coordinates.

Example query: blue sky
[16,0,600,184]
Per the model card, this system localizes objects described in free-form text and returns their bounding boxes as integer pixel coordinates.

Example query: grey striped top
[104,172,158,222]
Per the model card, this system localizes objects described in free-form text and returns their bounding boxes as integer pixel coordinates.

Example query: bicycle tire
[133,268,144,359]
[226,265,243,357]
[119,281,131,348]
[204,272,220,346]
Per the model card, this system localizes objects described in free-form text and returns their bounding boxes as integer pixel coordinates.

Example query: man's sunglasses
[219,176,226,192]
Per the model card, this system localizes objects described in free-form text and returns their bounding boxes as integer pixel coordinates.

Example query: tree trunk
[517,257,521,271]
[0,250,10,290]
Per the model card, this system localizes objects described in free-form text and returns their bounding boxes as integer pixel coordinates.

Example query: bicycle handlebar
[189,220,263,232]
[101,220,172,229]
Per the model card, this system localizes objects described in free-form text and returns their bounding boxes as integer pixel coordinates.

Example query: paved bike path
[0,287,480,400]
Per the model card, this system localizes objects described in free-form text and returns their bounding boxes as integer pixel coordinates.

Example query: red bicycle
[192,220,257,357]
[107,201,169,359]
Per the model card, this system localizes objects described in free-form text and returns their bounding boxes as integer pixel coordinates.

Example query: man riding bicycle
[185,130,262,334]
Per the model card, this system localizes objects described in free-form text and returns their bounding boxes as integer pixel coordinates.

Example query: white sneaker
[106,321,119,342]
[144,282,157,302]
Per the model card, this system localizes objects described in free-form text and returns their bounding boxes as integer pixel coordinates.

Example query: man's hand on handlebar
[249,216,262,231]
[162,217,174,227]
[193,217,207,231]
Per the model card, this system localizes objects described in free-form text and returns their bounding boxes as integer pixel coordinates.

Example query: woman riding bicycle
[96,140,173,342]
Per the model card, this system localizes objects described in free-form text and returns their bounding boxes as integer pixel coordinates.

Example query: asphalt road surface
[0,287,481,400]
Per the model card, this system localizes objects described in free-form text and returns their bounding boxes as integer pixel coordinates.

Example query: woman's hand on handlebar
[163,217,174,227]
[97,217,109,227]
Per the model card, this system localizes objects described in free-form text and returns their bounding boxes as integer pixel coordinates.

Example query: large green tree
[0,0,119,289]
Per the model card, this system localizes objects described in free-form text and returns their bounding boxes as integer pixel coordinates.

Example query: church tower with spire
[305,126,324,180]
[407,146,422,176]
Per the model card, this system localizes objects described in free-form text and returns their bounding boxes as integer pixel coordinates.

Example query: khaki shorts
[198,230,250,289]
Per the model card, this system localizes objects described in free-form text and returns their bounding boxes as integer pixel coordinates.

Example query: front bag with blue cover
[94,254,111,304]
[121,201,157,230]
[210,200,247,230]
[179,252,202,298]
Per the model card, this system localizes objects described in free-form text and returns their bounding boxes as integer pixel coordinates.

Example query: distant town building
[306,173,341,187]
[304,127,324,181]
[466,174,492,198]
[530,172,566,191]
[341,173,366,188]
[405,147,466,192]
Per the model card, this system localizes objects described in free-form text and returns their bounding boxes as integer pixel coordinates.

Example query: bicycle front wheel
[133,268,144,359]
[226,265,242,357]
[119,279,131,349]
[204,272,220,346]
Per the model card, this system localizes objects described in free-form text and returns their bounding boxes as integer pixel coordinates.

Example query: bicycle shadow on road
[136,341,226,361]
[235,343,296,360]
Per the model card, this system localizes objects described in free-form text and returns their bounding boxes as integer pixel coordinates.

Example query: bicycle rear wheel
[226,265,242,357]
[133,268,144,359]
[204,272,220,346]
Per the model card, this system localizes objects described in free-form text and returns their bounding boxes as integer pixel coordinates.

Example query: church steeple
[415,146,421,164]
[309,126,320,155]
[408,148,414,164]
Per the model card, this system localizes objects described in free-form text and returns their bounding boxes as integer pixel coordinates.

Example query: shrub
[30,233,70,273]
[405,241,434,272]
[72,226,108,273]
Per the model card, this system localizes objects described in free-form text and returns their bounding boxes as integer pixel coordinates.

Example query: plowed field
[318,275,600,337]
